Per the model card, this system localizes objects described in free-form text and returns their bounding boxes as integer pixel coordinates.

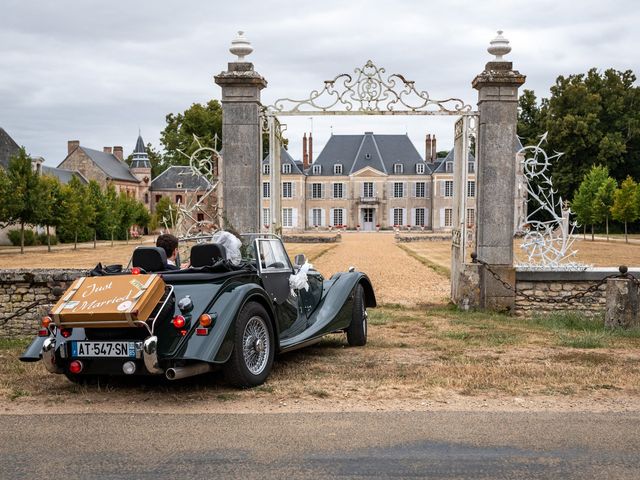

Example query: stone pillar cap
[230,31,253,61]
[488,30,511,61]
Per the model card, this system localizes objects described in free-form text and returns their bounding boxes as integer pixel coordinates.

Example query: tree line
[0,148,151,253]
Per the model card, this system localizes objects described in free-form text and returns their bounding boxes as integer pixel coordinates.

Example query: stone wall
[0,269,86,338]
[513,269,636,317]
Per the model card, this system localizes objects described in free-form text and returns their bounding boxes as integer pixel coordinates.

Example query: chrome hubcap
[243,316,269,375]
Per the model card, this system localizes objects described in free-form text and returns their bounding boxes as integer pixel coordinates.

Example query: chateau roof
[263,147,304,175]
[130,133,151,170]
[70,146,140,183]
[150,166,212,191]
[41,165,88,185]
[0,127,20,170]
[310,132,428,176]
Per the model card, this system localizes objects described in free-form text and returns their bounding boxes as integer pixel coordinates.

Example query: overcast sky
[2,0,638,166]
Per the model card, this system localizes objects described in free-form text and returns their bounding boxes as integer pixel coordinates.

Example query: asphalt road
[2,411,639,479]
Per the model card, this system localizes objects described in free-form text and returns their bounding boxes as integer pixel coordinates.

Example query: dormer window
[334,164,343,174]
[176,182,183,189]
[416,163,425,174]
[445,162,453,173]
[312,164,321,175]
[365,153,371,160]
[393,163,403,174]
[282,164,291,174]
[263,164,270,175]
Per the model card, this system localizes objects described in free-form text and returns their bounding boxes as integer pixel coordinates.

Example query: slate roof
[41,165,88,184]
[66,146,140,183]
[429,149,475,173]
[263,147,304,175]
[150,166,211,191]
[0,127,20,170]
[130,133,151,170]
[309,132,429,176]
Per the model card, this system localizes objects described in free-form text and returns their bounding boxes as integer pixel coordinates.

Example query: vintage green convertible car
[20,234,376,387]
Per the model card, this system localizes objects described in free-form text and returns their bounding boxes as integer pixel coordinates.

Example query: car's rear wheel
[347,284,367,346]
[223,302,274,388]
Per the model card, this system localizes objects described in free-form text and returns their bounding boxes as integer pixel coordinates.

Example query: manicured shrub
[7,229,37,246]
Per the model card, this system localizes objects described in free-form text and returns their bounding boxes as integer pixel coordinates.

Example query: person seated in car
[156,234,181,270]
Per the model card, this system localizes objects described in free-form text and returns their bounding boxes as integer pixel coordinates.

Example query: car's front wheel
[346,284,367,346]
[223,302,275,388]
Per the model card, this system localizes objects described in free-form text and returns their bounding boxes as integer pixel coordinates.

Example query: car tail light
[69,360,83,374]
[38,328,49,337]
[179,329,187,336]
[199,314,212,327]
[196,327,209,336]
[60,328,73,338]
[131,267,141,275]
[41,316,52,328]
[171,315,186,329]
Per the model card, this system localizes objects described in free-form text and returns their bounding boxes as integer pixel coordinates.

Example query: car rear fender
[177,284,275,364]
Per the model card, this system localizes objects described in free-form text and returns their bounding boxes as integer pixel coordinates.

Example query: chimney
[425,134,431,162]
[68,140,80,154]
[113,146,123,161]
[302,133,309,170]
[103,146,113,154]
[308,132,313,164]
[431,135,437,161]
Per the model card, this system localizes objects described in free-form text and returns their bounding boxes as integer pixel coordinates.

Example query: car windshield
[175,232,283,265]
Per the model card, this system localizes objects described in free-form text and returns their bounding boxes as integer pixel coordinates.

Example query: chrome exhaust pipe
[165,362,213,381]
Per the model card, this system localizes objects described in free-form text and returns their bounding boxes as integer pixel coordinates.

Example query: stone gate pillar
[214,31,267,233]
[472,31,525,311]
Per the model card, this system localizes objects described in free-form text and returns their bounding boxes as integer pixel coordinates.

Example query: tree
[100,184,121,246]
[571,165,610,240]
[160,100,223,171]
[545,68,640,199]
[593,175,617,241]
[517,89,547,148]
[38,175,64,252]
[116,193,137,243]
[611,176,639,243]
[155,196,178,229]
[86,181,105,248]
[2,148,46,253]
[59,176,95,249]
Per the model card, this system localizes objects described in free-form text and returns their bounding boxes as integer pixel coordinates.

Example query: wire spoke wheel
[242,316,270,375]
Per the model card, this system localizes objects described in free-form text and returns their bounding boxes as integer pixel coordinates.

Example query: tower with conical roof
[130,132,152,208]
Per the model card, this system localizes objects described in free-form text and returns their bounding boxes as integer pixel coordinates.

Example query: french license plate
[71,341,137,358]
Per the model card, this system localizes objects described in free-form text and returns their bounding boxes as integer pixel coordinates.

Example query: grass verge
[396,243,451,278]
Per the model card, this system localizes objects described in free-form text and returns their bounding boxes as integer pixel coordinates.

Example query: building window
[312,183,322,199]
[333,183,344,199]
[466,208,475,227]
[416,163,425,174]
[282,208,293,228]
[468,162,475,173]
[197,194,203,202]
[312,164,321,175]
[363,182,374,198]
[312,208,322,226]
[467,180,475,198]
[176,182,183,189]
[332,208,344,226]
[263,208,271,227]
[197,213,204,222]
[393,182,404,198]
[155,194,161,203]
[175,195,183,204]
[444,180,453,197]
[144,193,149,204]
[415,208,425,226]
[334,164,342,174]
[445,162,453,173]
[282,164,291,174]
[394,163,403,174]
[263,164,270,175]
[415,182,425,198]
[393,208,404,226]
[282,182,293,198]
[444,208,453,227]
[263,182,271,198]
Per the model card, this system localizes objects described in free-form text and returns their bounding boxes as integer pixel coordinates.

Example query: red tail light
[179,329,187,336]
[69,360,83,374]
[171,315,186,329]
[131,267,141,275]
[60,328,73,338]
[196,327,209,336]
[38,328,49,337]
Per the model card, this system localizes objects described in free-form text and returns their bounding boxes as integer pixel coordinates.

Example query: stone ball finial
[487,30,511,61]
[229,30,253,61]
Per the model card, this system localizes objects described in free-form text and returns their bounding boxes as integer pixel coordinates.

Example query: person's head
[156,233,179,261]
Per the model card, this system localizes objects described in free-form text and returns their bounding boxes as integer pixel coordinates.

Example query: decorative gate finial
[229,31,253,61]
[488,30,511,61]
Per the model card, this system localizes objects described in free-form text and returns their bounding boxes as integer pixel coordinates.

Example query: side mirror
[294,254,307,266]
